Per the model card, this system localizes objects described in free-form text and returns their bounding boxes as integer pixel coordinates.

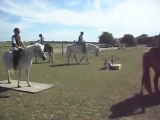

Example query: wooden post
[62,42,64,55]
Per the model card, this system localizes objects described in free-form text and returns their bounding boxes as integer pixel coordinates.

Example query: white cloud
[93,0,101,11]
[0,20,33,41]
[0,0,160,41]
[65,0,81,6]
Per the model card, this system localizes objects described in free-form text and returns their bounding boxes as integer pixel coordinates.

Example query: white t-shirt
[12,35,23,50]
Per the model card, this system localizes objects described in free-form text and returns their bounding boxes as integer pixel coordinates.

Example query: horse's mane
[71,42,98,47]
[26,43,43,50]
[26,44,35,49]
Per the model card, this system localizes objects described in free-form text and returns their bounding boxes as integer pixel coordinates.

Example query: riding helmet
[14,28,20,32]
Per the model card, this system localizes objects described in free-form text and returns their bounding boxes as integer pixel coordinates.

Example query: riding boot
[83,42,86,53]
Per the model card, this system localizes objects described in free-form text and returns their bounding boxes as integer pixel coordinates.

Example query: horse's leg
[140,76,145,95]
[68,52,71,64]
[47,52,50,63]
[73,54,78,63]
[51,52,54,63]
[26,69,31,87]
[7,69,11,84]
[18,70,22,88]
[48,52,53,63]
[140,52,152,94]
[79,54,85,63]
[50,46,54,63]
[153,74,159,93]
[86,53,90,63]
[35,54,38,63]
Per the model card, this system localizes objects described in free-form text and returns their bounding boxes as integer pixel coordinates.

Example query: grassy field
[0,45,160,120]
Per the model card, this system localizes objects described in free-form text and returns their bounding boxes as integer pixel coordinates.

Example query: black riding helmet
[80,31,84,34]
[39,34,42,37]
[14,28,20,33]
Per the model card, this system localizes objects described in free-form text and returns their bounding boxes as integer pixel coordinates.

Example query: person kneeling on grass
[100,56,111,70]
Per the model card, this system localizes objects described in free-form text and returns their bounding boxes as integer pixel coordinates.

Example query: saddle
[76,42,86,53]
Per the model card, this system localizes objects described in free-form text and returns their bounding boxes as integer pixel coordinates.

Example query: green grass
[0,46,159,120]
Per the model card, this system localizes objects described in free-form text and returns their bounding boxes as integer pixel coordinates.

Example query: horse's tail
[65,45,71,58]
[3,51,17,75]
[141,52,152,94]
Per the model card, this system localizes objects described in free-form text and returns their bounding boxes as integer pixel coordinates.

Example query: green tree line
[98,32,160,47]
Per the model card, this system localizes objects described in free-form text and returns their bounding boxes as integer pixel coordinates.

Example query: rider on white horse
[78,31,86,53]
[12,28,25,70]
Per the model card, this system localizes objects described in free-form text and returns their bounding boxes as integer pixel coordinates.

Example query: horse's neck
[87,43,97,51]
[25,46,35,59]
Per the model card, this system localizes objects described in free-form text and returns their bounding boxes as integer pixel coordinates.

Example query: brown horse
[141,47,160,94]
[34,43,53,63]
[44,43,54,63]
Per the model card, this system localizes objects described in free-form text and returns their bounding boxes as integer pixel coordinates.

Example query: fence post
[62,42,64,55]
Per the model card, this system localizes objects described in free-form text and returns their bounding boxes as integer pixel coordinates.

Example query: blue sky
[0,0,160,42]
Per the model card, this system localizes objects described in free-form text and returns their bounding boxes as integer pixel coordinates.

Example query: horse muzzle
[42,55,47,61]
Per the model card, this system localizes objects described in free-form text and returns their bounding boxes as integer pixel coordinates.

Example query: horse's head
[34,43,47,61]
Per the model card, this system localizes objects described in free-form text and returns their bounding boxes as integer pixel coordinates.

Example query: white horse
[66,43,100,64]
[3,43,47,87]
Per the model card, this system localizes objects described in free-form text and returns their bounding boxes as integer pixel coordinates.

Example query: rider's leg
[13,50,18,70]
[83,42,86,53]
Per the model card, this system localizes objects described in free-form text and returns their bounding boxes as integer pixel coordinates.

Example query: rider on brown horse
[39,34,44,45]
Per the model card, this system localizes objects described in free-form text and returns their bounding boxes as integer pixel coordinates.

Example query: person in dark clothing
[78,31,86,53]
[12,28,25,69]
[39,34,44,45]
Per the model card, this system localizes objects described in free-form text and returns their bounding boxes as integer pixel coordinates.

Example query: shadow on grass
[49,63,90,67]
[109,93,160,119]
[0,87,10,98]
[32,61,48,64]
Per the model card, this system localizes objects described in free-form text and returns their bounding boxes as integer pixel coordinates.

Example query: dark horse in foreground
[35,43,53,63]
[141,47,160,94]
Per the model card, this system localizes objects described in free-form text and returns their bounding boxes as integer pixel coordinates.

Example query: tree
[136,34,148,45]
[120,34,136,46]
[98,32,114,45]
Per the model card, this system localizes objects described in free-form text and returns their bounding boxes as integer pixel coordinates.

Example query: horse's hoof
[28,84,31,87]
[87,61,90,64]
[8,81,11,84]
[18,85,21,88]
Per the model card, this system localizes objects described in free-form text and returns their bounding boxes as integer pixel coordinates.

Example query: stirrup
[13,66,18,70]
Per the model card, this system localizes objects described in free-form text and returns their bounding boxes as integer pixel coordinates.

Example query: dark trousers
[77,42,86,53]
[13,49,23,69]
[82,42,86,53]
